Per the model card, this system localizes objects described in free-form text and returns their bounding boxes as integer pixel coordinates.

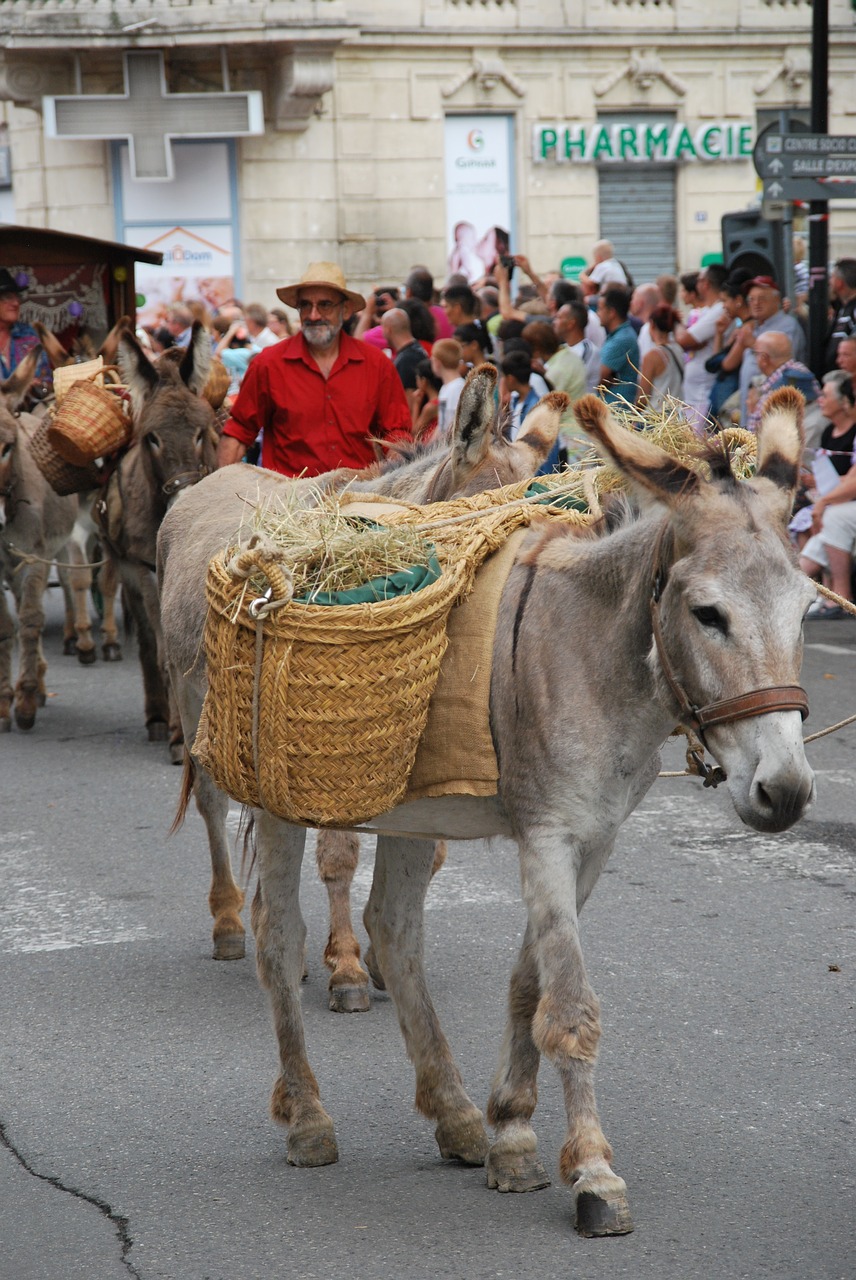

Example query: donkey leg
[315,830,370,1013]
[485,922,551,1194]
[197,763,246,960]
[172,676,245,960]
[123,569,171,741]
[252,813,338,1167]
[12,561,50,730]
[363,838,447,993]
[57,544,96,665]
[369,835,488,1166]
[98,551,123,661]
[0,588,14,731]
[520,829,633,1237]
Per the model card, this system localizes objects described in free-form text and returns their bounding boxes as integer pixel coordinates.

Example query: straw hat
[276,262,366,311]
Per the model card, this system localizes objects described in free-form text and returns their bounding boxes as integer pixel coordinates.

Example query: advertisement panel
[444,115,514,284]
[125,224,235,326]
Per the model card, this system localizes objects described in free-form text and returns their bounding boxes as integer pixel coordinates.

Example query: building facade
[2,0,855,314]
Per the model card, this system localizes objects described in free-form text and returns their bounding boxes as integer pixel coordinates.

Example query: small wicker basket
[29,415,103,495]
[202,359,231,411]
[48,371,130,466]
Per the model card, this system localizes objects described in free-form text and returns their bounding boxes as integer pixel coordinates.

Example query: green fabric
[295,553,442,606]
[524,482,589,514]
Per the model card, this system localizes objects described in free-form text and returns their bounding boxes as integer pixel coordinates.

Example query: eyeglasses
[296,298,343,316]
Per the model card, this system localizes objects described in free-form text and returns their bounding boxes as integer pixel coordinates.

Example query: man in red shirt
[217,262,412,475]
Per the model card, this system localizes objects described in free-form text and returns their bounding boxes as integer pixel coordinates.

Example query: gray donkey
[158,385,814,1238]
[162,364,565,998]
[0,348,81,731]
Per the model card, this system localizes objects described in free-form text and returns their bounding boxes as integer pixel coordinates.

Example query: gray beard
[303,321,340,349]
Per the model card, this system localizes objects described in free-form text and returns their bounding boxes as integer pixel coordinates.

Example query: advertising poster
[125,224,235,326]
[444,115,514,284]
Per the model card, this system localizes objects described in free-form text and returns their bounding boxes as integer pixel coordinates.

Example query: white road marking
[805,642,856,657]
[0,830,149,954]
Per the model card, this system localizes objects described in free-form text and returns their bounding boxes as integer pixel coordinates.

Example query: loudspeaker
[721,209,786,286]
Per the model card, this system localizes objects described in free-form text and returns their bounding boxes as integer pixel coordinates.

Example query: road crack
[0,1117,142,1278]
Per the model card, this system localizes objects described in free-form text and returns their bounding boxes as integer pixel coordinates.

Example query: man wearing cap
[0,268,51,387]
[217,263,412,475]
[738,276,806,425]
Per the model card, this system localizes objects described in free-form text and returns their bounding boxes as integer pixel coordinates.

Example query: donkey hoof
[486,1148,551,1194]
[14,695,37,731]
[169,743,185,766]
[286,1126,339,1168]
[147,721,169,742]
[0,716,11,733]
[213,933,245,961]
[435,1115,489,1166]
[328,984,370,1014]
[102,643,123,662]
[574,1189,634,1238]
[62,637,77,656]
[77,646,97,666]
[364,947,386,991]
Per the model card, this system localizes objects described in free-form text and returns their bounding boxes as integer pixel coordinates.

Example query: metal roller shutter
[598,165,677,283]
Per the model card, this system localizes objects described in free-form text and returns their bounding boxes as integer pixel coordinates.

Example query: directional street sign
[754,133,856,201]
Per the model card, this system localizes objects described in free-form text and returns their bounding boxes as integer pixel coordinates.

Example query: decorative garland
[14,263,108,334]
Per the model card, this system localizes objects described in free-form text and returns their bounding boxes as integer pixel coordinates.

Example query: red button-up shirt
[222,330,412,477]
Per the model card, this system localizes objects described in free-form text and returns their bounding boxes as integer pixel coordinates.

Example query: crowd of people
[3,241,856,617]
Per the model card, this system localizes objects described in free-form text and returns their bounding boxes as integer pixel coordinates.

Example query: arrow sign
[766,180,784,198]
[768,158,784,175]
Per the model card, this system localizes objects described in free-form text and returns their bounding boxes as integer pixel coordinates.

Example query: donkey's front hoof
[0,716,11,733]
[14,696,37,731]
[436,1113,489,1166]
[169,742,185,766]
[62,636,77,656]
[486,1147,551,1193]
[574,1188,634,1238]
[213,932,245,961]
[286,1124,339,1167]
[102,643,123,662]
[77,645,97,666]
[328,983,370,1013]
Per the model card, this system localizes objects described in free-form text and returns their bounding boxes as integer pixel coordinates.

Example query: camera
[499,255,515,272]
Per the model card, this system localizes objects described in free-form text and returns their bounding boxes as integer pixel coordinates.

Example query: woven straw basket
[196,543,469,827]
[48,371,130,466]
[202,359,231,411]
[194,481,592,828]
[29,415,103,495]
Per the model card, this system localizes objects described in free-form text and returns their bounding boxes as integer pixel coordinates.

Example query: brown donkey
[159,387,814,1239]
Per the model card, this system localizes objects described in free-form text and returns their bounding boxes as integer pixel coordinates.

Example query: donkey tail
[169,749,196,835]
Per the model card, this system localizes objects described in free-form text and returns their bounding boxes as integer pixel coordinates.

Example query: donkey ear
[574,394,699,504]
[754,386,804,499]
[98,315,134,365]
[179,321,213,396]
[34,323,71,370]
[516,390,565,465]
[1,345,43,407]
[117,330,159,420]
[450,363,499,475]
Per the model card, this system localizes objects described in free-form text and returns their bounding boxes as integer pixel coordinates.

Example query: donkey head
[359,364,564,503]
[118,321,216,506]
[0,345,43,530]
[575,388,815,834]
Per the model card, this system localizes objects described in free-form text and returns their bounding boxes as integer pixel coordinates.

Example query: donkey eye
[145,431,161,451]
[692,605,728,636]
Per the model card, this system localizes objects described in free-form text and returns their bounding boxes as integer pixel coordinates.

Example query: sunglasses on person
[296,298,344,316]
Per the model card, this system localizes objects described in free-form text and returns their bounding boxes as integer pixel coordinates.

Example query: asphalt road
[0,588,854,1280]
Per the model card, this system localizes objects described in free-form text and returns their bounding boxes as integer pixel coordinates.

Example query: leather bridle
[650,525,809,785]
